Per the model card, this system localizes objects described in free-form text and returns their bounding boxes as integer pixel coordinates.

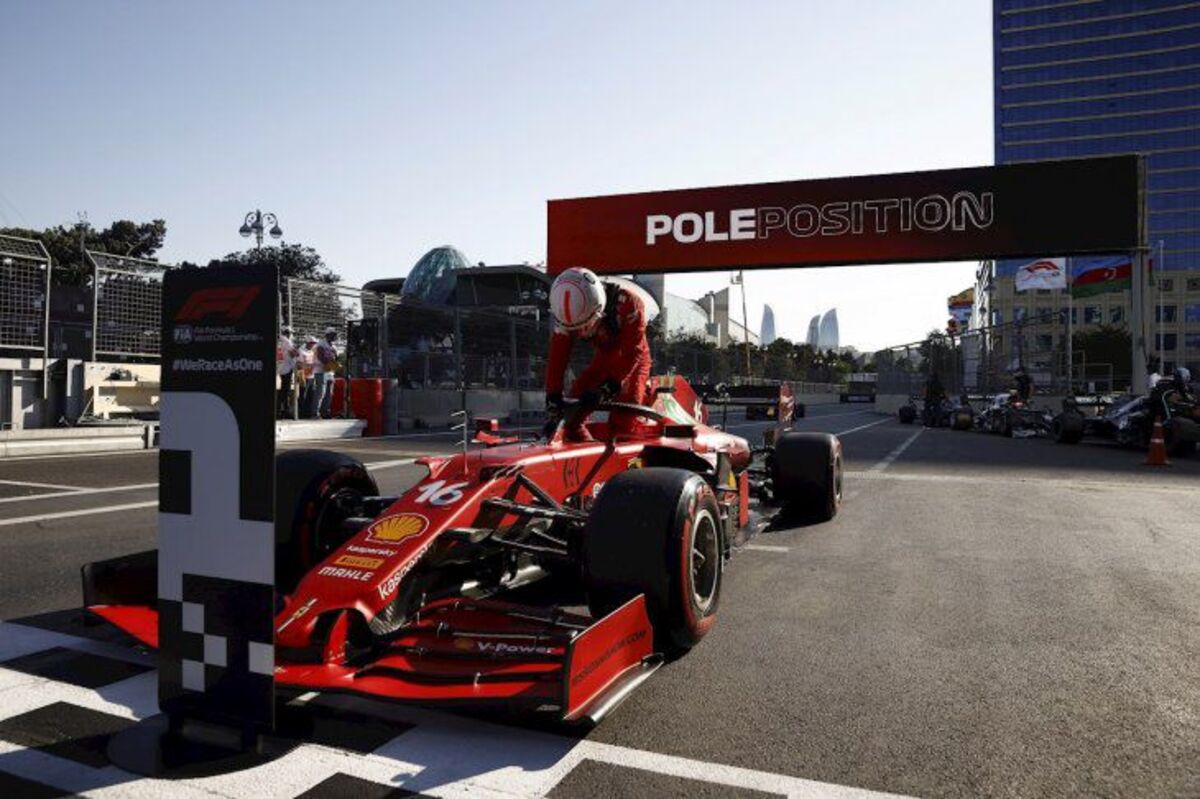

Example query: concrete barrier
[801,393,841,406]
[0,424,155,458]
[393,389,543,429]
[390,388,848,429]
[276,418,367,442]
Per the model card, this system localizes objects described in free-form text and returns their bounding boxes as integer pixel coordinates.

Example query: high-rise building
[818,309,840,351]
[760,304,777,346]
[806,315,821,347]
[985,0,1200,378]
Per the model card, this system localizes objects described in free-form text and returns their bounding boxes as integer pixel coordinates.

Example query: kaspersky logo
[175,286,262,322]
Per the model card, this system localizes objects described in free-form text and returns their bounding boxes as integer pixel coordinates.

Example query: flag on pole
[947,287,974,325]
[1015,257,1067,291]
[1071,256,1132,298]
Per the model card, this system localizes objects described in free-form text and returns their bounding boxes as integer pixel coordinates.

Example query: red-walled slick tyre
[275,449,379,594]
[583,468,722,656]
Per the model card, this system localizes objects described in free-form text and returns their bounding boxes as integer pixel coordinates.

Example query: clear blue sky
[0,1,992,351]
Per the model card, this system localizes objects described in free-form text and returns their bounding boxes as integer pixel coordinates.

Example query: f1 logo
[175,286,262,323]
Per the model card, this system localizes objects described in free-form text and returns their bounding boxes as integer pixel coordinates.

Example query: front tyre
[583,469,722,656]
[1052,413,1084,444]
[275,450,379,594]
[772,431,843,522]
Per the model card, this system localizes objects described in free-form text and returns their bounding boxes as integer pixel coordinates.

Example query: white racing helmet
[550,267,606,333]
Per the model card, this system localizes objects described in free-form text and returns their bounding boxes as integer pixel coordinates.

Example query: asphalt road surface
[1,404,1198,798]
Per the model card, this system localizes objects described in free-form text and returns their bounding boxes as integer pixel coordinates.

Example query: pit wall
[389,387,546,430]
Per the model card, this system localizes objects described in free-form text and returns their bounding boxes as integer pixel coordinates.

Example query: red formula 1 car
[83,376,842,724]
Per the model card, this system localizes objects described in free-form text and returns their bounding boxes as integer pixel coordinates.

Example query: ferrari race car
[83,376,842,724]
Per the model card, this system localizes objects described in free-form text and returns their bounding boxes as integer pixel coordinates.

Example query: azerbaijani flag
[1070,256,1131,298]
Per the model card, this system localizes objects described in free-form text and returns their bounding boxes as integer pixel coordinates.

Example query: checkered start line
[0,620,907,798]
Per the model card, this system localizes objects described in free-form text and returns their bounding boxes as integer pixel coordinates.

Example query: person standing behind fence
[313,327,340,419]
[298,335,318,417]
[277,326,299,419]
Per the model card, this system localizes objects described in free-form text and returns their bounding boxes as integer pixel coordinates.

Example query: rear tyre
[1052,413,1084,444]
[275,449,379,594]
[898,406,916,425]
[952,411,973,431]
[583,468,722,656]
[772,432,843,522]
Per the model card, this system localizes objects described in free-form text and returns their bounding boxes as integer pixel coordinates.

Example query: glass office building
[990,0,1200,374]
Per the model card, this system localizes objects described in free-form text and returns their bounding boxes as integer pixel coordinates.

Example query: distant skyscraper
[818,309,840,351]
[760,305,776,346]
[806,315,821,347]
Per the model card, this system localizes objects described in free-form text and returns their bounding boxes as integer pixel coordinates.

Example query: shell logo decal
[366,513,429,544]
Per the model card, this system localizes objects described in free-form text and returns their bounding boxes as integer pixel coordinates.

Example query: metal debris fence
[12,262,846,391]
[873,312,1126,398]
[88,251,166,359]
[0,235,51,353]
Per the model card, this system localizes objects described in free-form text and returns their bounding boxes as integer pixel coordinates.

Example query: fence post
[453,305,465,410]
[508,318,517,390]
[91,258,100,362]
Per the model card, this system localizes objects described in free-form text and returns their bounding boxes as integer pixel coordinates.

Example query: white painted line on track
[870,429,922,473]
[0,618,916,798]
[0,463,413,516]
[0,481,158,505]
[742,543,790,553]
[0,448,153,464]
[834,417,892,436]
[847,470,1200,495]
[800,409,875,420]
[364,457,418,470]
[0,500,157,527]
[0,477,86,491]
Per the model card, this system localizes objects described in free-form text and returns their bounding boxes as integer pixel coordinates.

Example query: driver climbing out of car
[545,267,652,442]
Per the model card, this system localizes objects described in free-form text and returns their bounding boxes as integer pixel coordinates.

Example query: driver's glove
[543,392,564,438]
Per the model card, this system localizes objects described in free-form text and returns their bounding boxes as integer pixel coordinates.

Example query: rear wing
[695,382,798,426]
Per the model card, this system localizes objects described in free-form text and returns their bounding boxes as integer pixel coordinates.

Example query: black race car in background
[1053,370,1200,455]
[977,391,1053,437]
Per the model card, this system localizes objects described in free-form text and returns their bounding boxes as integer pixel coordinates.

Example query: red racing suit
[546,283,651,405]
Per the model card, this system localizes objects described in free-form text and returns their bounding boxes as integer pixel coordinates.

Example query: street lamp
[239,209,283,250]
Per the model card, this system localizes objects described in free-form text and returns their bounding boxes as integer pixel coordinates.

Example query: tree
[206,242,340,284]
[0,218,167,286]
[918,329,956,379]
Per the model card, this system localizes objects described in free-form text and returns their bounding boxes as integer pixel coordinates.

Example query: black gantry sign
[547,155,1143,274]
[158,264,278,733]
